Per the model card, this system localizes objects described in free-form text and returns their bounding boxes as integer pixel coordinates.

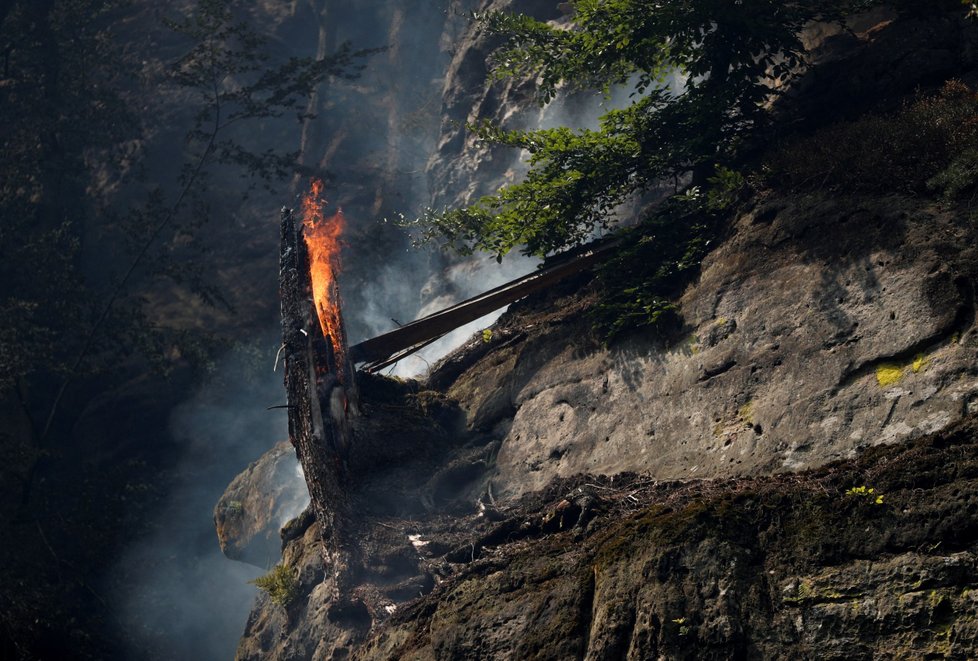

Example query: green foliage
[479,0,865,105]
[706,167,748,211]
[765,81,978,199]
[251,563,299,607]
[592,195,723,342]
[417,0,887,259]
[482,328,494,343]
[671,617,692,637]
[845,485,885,505]
[416,93,710,257]
[224,500,244,516]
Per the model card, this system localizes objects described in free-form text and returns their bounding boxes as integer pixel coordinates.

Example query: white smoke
[106,337,297,660]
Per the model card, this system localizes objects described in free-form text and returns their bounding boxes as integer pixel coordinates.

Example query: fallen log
[349,236,622,371]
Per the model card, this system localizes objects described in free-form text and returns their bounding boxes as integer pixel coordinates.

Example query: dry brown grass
[765,80,978,199]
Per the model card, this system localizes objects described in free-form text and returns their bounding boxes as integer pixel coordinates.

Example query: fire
[300,178,346,369]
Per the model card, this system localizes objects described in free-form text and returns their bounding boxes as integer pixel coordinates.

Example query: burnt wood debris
[279,205,621,603]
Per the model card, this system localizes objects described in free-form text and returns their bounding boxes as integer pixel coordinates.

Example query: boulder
[215,441,309,568]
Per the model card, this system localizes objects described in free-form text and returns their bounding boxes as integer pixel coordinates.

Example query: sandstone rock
[445,193,978,499]
[427,0,564,213]
[233,7,978,659]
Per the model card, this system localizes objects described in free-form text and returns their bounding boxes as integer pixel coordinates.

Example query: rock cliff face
[453,193,978,499]
[228,6,978,660]
[215,441,310,567]
[233,185,978,659]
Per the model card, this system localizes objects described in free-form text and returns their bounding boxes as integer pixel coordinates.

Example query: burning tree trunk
[279,204,357,601]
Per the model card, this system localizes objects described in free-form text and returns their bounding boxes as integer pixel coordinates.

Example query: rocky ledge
[238,415,978,660]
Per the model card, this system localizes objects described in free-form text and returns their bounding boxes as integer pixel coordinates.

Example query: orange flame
[300,178,346,369]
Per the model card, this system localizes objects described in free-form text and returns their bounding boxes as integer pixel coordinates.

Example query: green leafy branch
[417,0,886,261]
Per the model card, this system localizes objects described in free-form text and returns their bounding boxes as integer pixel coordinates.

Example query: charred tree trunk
[279,207,357,601]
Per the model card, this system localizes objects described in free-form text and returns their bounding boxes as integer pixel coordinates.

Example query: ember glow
[300,178,346,368]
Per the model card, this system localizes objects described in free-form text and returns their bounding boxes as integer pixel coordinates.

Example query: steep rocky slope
[232,188,978,658]
[354,418,978,660]
[226,6,978,659]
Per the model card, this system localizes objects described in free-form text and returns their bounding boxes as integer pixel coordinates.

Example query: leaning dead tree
[349,236,622,372]
[279,206,357,600]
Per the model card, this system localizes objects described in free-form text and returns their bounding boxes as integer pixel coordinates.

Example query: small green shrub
[671,616,692,636]
[845,485,885,505]
[250,563,299,607]
[765,80,978,199]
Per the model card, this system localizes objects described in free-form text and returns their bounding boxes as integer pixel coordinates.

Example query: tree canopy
[417,0,955,259]
[0,0,369,398]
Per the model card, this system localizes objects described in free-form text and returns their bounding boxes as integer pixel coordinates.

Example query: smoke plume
[107,337,303,660]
